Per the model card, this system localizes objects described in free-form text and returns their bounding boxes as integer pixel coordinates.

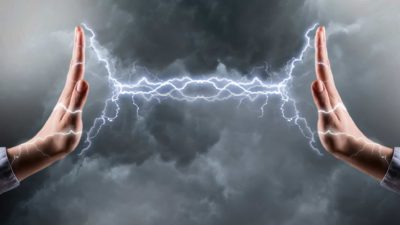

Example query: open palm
[7,26,89,181]
[311,26,392,180]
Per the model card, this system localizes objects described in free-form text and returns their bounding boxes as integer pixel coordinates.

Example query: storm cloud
[1,0,400,224]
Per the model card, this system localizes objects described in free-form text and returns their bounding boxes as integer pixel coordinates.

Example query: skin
[311,26,393,180]
[6,26,89,181]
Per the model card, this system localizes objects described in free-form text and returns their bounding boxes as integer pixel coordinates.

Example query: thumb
[311,80,335,123]
[64,80,89,124]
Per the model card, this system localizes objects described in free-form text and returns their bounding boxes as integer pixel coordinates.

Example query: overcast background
[1,0,400,224]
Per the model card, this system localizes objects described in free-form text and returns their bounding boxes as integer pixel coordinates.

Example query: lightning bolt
[54,103,83,114]
[79,23,321,156]
[318,102,347,114]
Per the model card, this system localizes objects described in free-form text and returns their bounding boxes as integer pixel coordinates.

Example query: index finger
[58,26,86,105]
[315,26,342,105]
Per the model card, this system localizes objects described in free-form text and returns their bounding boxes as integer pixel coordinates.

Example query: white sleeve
[381,147,400,194]
[0,147,20,195]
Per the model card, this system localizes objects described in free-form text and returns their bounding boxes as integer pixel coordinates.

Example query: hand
[7,26,89,181]
[311,26,392,180]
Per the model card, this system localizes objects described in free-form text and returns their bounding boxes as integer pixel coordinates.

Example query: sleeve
[381,147,400,194]
[0,147,20,195]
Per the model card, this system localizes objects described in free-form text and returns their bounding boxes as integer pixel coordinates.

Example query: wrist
[6,140,67,181]
[332,138,394,180]
[6,145,24,180]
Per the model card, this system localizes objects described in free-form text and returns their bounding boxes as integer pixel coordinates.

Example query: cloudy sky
[1,0,400,224]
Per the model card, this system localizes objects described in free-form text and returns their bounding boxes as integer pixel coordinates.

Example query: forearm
[7,142,67,181]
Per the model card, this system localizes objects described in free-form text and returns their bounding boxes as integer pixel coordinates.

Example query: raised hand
[311,26,392,180]
[7,26,89,181]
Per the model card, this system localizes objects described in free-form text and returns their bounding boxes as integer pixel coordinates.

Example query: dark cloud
[91,0,314,74]
[1,0,400,225]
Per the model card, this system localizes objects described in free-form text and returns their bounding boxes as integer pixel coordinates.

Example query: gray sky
[1,0,400,224]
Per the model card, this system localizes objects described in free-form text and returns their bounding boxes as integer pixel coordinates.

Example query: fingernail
[76,81,84,93]
[74,27,79,43]
[314,80,324,93]
[317,81,324,93]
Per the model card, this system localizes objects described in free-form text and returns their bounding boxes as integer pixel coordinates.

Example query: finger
[58,26,86,105]
[69,26,85,79]
[62,80,89,125]
[311,80,337,124]
[315,26,342,105]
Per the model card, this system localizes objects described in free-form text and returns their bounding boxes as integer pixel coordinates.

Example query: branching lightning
[79,23,322,156]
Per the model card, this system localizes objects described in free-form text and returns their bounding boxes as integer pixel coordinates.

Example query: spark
[318,102,347,114]
[79,23,322,156]
[54,103,83,114]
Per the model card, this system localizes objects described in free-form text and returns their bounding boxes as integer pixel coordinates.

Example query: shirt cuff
[0,147,19,195]
[381,147,400,194]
